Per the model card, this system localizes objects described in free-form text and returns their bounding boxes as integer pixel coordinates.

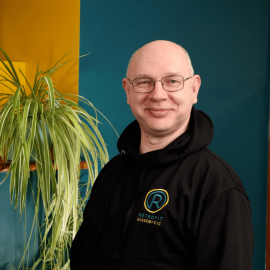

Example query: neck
[139,120,190,154]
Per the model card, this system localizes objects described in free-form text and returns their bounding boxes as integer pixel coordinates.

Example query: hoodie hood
[117,107,214,165]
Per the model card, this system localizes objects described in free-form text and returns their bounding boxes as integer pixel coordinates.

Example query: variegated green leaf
[0,46,116,269]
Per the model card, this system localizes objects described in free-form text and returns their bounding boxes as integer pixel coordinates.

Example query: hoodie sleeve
[70,168,105,269]
[70,177,104,269]
[195,188,254,270]
[70,182,97,269]
[70,218,86,269]
[70,155,120,269]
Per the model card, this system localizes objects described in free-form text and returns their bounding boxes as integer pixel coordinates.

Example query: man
[70,40,254,270]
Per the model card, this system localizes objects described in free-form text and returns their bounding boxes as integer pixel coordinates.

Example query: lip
[146,109,171,117]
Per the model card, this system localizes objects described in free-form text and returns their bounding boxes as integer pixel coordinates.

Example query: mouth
[146,109,171,117]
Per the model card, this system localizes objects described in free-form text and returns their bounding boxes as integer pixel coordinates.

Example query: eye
[138,80,150,85]
[163,76,183,86]
[164,78,180,84]
[134,78,153,87]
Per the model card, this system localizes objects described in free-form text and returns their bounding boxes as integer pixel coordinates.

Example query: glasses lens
[162,76,184,91]
[133,78,153,92]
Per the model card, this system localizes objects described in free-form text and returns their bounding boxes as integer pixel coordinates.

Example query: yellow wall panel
[0,0,80,102]
[0,61,25,106]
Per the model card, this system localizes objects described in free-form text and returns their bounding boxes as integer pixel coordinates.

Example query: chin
[147,122,173,133]
[137,115,179,134]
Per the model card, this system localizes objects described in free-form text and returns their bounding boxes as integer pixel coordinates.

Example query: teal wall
[0,173,42,269]
[79,0,269,269]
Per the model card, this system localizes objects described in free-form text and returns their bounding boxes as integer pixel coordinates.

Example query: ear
[122,78,131,105]
[192,75,201,104]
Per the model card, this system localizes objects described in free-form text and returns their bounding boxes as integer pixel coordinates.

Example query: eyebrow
[133,74,152,78]
[133,72,183,78]
[163,72,183,77]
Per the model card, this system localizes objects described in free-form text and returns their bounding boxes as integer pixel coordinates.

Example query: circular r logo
[144,189,169,213]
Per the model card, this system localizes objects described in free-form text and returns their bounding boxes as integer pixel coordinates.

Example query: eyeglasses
[128,75,193,93]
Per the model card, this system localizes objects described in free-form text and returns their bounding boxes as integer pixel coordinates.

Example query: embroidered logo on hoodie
[144,189,169,213]
[136,189,168,226]
[137,212,163,226]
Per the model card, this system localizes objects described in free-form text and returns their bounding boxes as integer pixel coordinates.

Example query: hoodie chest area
[107,160,204,266]
[111,159,205,233]
[137,161,204,218]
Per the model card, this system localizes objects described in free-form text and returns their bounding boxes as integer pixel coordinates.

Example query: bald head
[126,40,194,78]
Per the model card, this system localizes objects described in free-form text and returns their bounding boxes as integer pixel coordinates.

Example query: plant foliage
[0,47,114,269]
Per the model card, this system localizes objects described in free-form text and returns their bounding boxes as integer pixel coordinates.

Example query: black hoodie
[70,107,253,270]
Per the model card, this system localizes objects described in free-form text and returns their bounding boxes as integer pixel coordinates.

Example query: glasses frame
[127,75,193,93]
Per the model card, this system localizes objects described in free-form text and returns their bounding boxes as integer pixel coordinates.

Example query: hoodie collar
[117,107,214,165]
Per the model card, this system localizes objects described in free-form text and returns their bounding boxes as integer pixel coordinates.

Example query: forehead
[129,43,189,78]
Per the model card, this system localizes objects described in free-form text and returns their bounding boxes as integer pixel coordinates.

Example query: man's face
[123,41,201,138]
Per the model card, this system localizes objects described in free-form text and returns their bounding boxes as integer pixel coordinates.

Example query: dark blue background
[79,0,269,268]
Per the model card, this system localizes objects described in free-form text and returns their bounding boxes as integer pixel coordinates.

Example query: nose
[154,80,164,88]
[149,80,167,101]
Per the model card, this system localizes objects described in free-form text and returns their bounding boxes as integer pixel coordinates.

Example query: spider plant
[0,47,115,270]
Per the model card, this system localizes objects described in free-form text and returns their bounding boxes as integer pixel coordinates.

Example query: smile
[147,109,171,117]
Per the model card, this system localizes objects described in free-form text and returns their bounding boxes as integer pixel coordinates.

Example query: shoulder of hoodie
[91,154,121,191]
[82,155,121,221]
[193,147,250,204]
